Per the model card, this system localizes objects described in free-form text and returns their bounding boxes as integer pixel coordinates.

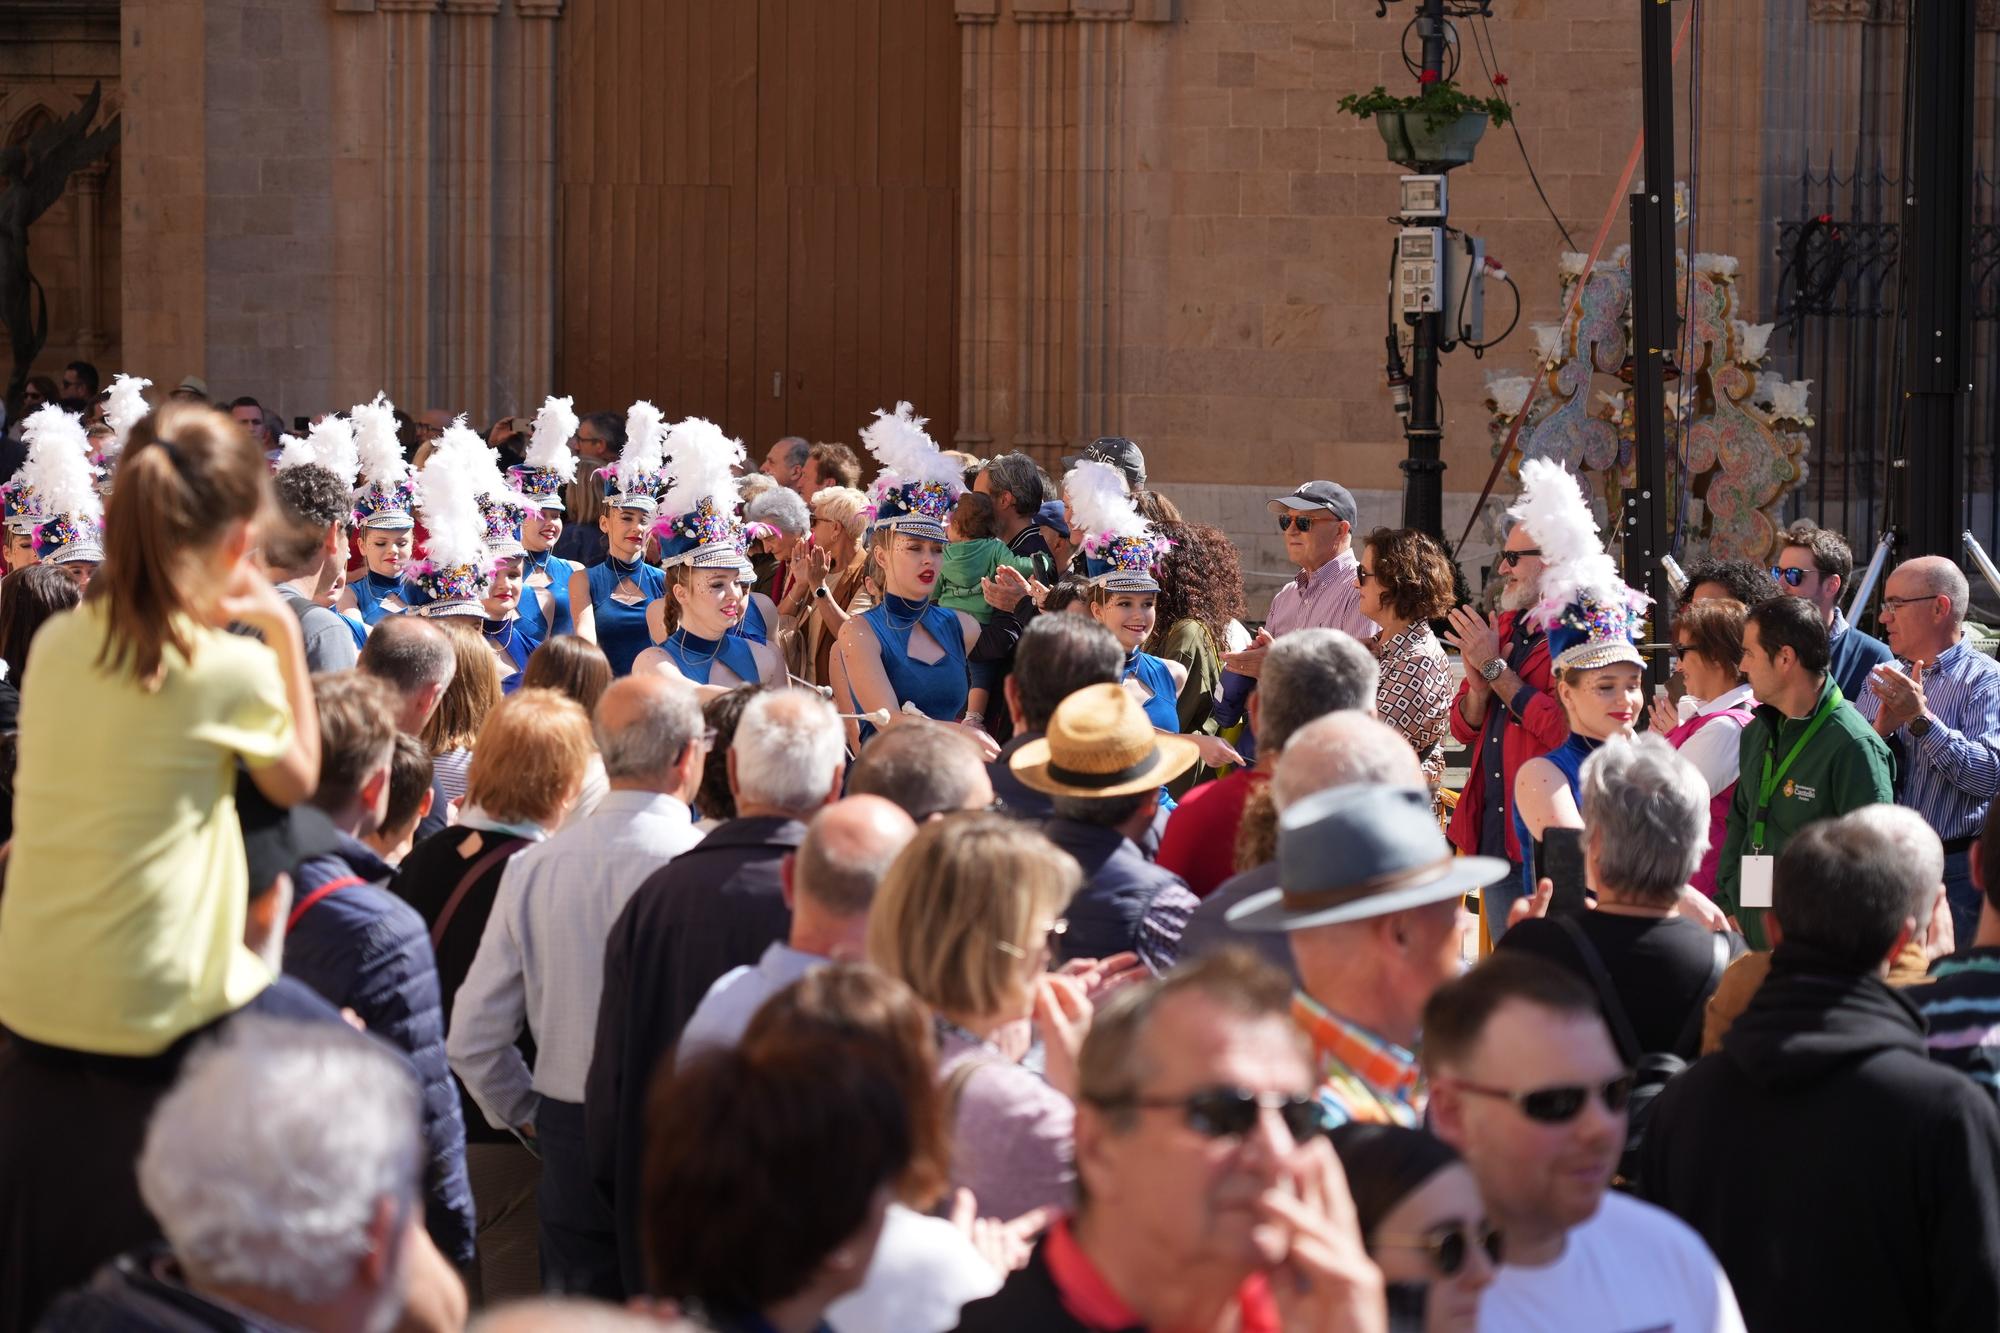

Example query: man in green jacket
[1717,595,1895,947]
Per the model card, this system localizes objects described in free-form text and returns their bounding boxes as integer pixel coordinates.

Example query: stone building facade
[3,0,1995,606]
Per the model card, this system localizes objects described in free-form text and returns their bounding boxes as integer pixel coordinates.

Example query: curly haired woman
[1142,522,1248,793]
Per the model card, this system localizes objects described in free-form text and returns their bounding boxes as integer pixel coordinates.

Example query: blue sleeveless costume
[351,570,413,626]
[1124,650,1181,734]
[1124,649,1182,813]
[518,549,577,643]
[341,614,369,650]
[855,595,969,743]
[483,618,534,694]
[659,628,762,686]
[1512,732,1600,904]
[586,557,666,677]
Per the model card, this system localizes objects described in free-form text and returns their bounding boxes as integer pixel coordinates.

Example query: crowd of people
[0,370,1998,1333]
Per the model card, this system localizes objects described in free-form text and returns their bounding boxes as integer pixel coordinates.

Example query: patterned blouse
[1372,621,1452,799]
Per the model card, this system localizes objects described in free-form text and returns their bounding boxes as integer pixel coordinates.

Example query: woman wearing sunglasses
[1331,1123,1496,1333]
[1357,527,1457,810]
[868,813,1106,1222]
[1646,598,1756,899]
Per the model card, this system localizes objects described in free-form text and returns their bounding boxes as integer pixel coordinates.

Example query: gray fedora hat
[1228,785,1509,933]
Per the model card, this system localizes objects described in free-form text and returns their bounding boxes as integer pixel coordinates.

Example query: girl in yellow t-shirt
[0,402,322,1055]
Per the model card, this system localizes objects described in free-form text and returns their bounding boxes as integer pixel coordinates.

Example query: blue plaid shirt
[1857,637,2000,841]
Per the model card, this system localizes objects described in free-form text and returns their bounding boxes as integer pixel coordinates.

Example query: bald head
[795,795,919,917]
[1272,712,1426,810]
[594,675,704,785]
[1895,555,1969,623]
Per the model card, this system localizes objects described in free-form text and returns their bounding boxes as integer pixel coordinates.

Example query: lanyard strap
[1750,690,1841,850]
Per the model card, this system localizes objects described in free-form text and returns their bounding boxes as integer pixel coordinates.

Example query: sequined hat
[655,496,748,570]
[353,478,416,531]
[861,402,960,545]
[3,481,42,536]
[509,464,568,512]
[36,511,104,566]
[1067,459,1164,594]
[1510,458,1648,674]
[478,491,531,561]
[409,561,489,618]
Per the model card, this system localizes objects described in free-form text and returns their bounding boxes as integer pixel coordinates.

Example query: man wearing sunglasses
[954,950,1387,1333]
[1425,955,1744,1331]
[1441,521,1570,937]
[1771,520,1893,705]
[1639,814,2000,1333]
[1855,555,2000,943]
[1225,482,1377,682]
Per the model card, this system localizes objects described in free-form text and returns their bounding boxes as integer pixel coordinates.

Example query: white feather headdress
[660,417,745,518]
[19,405,101,529]
[101,374,152,458]
[861,402,959,490]
[524,395,580,481]
[276,414,361,488]
[1507,458,1647,666]
[350,393,408,487]
[413,425,490,574]
[1064,460,1147,551]
[616,400,668,491]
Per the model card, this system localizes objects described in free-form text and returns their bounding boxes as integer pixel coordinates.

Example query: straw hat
[1008,682,1200,800]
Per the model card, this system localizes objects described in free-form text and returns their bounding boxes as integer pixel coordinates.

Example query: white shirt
[447,789,703,1128]
[1674,683,1756,800]
[1479,1193,1745,1333]
[678,941,826,1061]
[827,1203,1000,1333]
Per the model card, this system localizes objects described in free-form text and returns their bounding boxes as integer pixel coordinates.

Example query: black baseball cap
[1267,480,1358,527]
[237,770,341,900]
[1062,436,1147,490]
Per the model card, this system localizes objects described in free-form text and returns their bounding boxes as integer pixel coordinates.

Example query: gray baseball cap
[1228,785,1508,932]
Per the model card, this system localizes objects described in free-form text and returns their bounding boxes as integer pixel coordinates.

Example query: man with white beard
[1441,521,1571,939]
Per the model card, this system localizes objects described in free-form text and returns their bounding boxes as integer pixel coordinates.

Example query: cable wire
[1473,13,1578,251]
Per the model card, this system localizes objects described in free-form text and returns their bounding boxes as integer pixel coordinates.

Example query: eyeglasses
[1355,565,1374,585]
[1450,1073,1635,1124]
[1374,1219,1504,1278]
[1497,548,1542,568]
[1095,1085,1324,1144]
[995,917,1067,961]
[1769,565,1814,587]
[1881,594,1940,612]
[1276,514,1315,533]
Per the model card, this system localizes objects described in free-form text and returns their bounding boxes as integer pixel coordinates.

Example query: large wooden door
[557,0,959,450]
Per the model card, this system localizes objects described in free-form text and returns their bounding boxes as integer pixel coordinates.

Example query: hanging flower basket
[1372,109,1490,172]
[1337,80,1512,173]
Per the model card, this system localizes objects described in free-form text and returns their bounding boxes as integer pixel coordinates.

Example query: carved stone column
[380,0,440,412]
[1013,3,1073,467]
[955,0,999,451]
[71,161,110,363]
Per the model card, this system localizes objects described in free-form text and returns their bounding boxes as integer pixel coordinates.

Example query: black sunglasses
[1451,1073,1635,1124]
[1276,514,1316,533]
[1497,548,1542,568]
[1374,1218,1503,1277]
[1769,565,1813,587]
[1099,1085,1323,1144]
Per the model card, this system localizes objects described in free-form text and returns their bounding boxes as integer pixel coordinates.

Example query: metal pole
[1898,0,1974,559]
[1399,0,1448,541]
[1623,0,1677,692]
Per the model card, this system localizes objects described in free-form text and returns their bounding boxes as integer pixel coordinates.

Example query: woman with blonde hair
[421,618,502,806]
[867,813,1088,1220]
[778,485,875,685]
[393,685,596,1304]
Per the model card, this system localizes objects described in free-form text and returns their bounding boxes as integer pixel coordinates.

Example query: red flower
[1418,68,1440,85]
[1494,73,1510,87]
[1817,213,1833,224]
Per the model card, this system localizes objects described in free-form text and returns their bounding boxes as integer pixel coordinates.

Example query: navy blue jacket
[283,833,476,1265]
[1830,613,1894,706]
[1041,817,1195,974]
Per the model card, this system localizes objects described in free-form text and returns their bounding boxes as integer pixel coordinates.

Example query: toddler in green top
[939,491,1038,726]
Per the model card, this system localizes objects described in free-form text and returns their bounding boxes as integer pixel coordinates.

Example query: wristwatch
[1480,656,1507,683]
[1910,715,1934,738]
[813,584,831,600]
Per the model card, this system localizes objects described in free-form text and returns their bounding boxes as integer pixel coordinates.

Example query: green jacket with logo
[1715,672,1895,948]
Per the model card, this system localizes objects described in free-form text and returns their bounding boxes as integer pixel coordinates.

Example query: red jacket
[1445,612,1568,862]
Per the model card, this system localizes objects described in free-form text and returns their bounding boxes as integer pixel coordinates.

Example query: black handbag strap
[1669,929,1732,1058]
[1554,913,1645,1064]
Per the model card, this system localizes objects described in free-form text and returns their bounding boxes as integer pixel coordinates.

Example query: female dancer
[634,416,784,698]
[339,393,418,625]
[833,404,984,748]
[1509,460,1646,936]
[509,395,581,644]
[568,400,669,677]
[1067,460,1241,780]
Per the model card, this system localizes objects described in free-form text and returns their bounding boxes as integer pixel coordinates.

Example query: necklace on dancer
[669,628,721,667]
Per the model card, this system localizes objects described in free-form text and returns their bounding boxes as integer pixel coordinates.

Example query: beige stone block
[1569,18,1637,53]
[1261,126,1318,171]
[1252,49,1314,90]
[1173,171,1241,215]
[1176,87,1233,127]
[1262,301,1328,350]
[1216,50,1257,87]
[1289,171,1354,216]
[1238,170,1290,216]
[1166,126,1209,170]
[1284,88,1343,128]
[1229,88,1288,128]
[1213,126,1262,171]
